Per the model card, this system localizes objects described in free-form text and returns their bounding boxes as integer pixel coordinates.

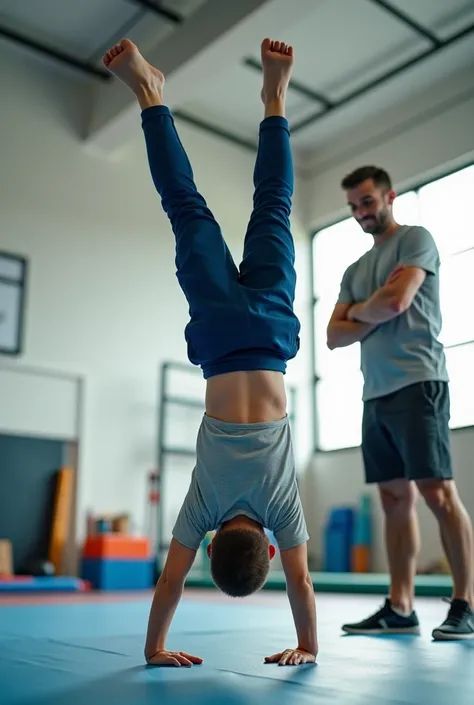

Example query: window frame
[310,159,474,453]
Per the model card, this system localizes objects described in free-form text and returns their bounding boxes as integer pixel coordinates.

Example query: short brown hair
[210,528,270,597]
[341,165,392,191]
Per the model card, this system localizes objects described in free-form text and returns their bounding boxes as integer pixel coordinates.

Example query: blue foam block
[0,577,85,592]
[324,507,355,572]
[81,558,155,590]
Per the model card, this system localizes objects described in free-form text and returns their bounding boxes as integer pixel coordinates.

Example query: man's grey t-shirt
[172,414,309,552]
[337,224,449,401]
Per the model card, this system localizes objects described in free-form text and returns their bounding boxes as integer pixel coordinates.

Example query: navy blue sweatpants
[141,105,300,378]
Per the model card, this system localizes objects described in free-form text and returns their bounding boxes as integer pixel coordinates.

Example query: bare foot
[260,38,293,109]
[102,39,165,110]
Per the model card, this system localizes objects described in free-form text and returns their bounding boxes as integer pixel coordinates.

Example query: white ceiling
[176,0,474,152]
[0,0,473,161]
[0,0,207,68]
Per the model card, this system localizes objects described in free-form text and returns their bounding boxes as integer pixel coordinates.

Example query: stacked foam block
[351,494,372,573]
[322,495,373,573]
[81,534,154,590]
[323,507,355,572]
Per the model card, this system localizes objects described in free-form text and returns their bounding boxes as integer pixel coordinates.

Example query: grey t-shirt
[337,224,449,401]
[172,413,309,552]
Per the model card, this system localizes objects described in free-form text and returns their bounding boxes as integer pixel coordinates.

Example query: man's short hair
[341,165,392,192]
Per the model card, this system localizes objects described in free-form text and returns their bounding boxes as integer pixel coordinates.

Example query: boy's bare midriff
[205,370,287,423]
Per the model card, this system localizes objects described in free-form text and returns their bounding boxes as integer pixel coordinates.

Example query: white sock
[390,602,412,617]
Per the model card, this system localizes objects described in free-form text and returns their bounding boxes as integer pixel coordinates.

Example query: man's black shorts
[361,381,453,484]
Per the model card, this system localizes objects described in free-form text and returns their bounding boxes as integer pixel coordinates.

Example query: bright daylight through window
[313,164,474,451]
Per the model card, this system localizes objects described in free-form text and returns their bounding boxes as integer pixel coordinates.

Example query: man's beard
[360,209,390,236]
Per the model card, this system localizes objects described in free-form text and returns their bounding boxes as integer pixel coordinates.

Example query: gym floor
[1,589,473,705]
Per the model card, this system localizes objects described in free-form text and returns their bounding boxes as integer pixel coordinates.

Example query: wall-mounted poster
[0,252,27,356]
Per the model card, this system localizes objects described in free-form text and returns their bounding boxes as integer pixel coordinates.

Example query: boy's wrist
[297,642,318,656]
[145,642,165,660]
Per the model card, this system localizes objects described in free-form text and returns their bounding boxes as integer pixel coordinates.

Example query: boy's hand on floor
[264,647,317,666]
[146,649,203,667]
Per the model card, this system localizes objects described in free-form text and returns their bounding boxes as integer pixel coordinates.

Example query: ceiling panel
[244,0,431,101]
[159,0,209,15]
[290,33,474,152]
[0,0,147,59]
[90,10,175,65]
[176,62,324,143]
[387,0,474,39]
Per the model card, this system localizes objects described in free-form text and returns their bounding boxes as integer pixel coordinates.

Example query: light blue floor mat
[1,593,472,705]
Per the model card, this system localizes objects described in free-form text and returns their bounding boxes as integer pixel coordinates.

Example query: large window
[313,163,474,451]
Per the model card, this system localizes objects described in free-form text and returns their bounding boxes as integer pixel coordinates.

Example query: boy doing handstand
[103,37,317,668]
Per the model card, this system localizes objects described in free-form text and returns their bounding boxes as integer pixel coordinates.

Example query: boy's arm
[144,470,209,666]
[144,538,201,667]
[265,541,317,665]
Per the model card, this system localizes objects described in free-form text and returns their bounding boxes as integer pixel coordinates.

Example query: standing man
[326,165,474,640]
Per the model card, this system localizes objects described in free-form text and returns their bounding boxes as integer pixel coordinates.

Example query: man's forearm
[327,320,377,349]
[287,575,318,656]
[144,576,183,659]
[349,288,404,324]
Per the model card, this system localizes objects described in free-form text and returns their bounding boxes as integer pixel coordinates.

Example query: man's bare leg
[415,479,474,640]
[379,480,420,614]
[342,479,422,635]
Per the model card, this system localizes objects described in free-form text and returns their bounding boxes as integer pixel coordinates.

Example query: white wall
[301,70,474,571]
[0,39,310,559]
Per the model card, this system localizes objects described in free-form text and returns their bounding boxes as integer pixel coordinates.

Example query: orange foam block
[83,534,151,560]
[352,544,370,573]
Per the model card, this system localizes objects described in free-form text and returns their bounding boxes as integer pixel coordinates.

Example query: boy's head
[207,519,276,597]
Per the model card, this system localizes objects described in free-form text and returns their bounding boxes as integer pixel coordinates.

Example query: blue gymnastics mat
[1,593,473,705]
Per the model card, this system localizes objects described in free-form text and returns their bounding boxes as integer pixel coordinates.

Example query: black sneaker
[432,598,474,640]
[341,598,420,635]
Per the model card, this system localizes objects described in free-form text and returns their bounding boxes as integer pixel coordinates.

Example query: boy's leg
[141,107,238,306]
[103,39,238,311]
[239,117,295,301]
[239,41,296,308]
